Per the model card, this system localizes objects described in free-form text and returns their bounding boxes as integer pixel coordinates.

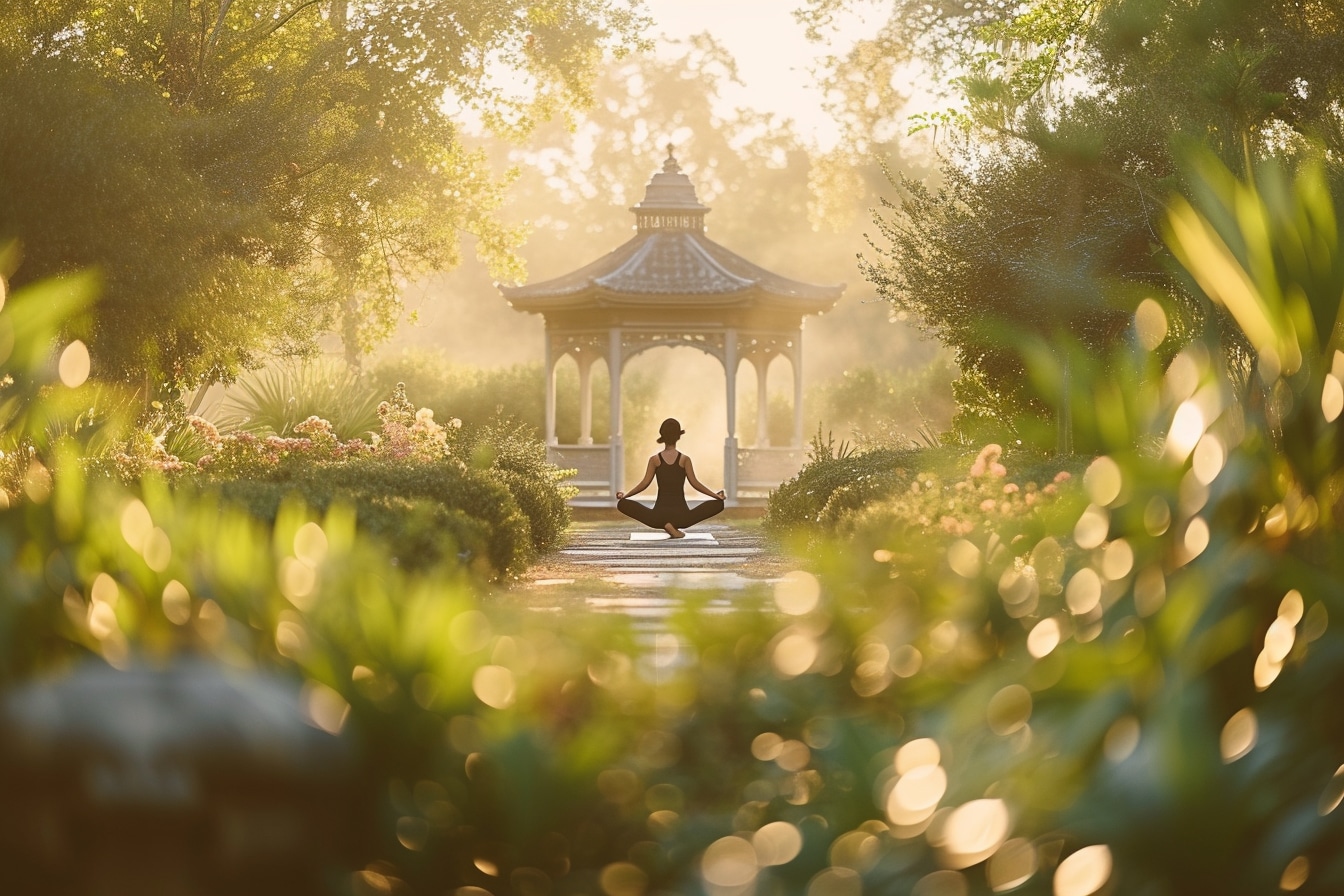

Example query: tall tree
[806,0,1344,439]
[0,0,649,384]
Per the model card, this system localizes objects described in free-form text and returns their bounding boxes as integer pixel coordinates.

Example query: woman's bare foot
[663,523,685,539]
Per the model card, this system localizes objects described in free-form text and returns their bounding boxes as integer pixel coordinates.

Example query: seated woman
[616,418,725,538]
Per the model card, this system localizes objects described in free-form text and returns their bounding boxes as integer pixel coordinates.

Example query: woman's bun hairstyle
[657,418,686,444]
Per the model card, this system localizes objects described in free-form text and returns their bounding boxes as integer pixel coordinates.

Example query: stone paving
[523,521,788,653]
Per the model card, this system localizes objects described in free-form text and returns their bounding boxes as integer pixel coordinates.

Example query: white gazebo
[500,148,842,504]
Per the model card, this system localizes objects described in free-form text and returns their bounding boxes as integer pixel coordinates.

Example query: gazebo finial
[663,142,680,173]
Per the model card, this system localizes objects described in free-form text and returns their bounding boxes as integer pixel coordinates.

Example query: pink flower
[186,415,221,445]
[1003,483,1019,494]
[1044,484,1058,495]
[1054,471,1072,483]
[970,443,1004,478]
[979,498,997,512]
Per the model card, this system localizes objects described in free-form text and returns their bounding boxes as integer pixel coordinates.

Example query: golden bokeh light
[119,499,152,552]
[886,763,947,826]
[279,556,318,610]
[752,821,803,866]
[1264,503,1289,538]
[57,339,90,388]
[1053,844,1112,896]
[1100,539,1134,581]
[91,571,119,606]
[1263,616,1296,664]
[599,861,648,896]
[88,600,119,640]
[807,866,861,896]
[142,526,172,572]
[1192,433,1226,484]
[1183,517,1210,560]
[1323,374,1343,423]
[1279,590,1304,625]
[829,830,880,872]
[775,570,821,615]
[752,732,784,761]
[1027,617,1062,659]
[987,838,1038,892]
[895,738,942,774]
[776,739,812,772]
[472,665,517,709]
[912,869,968,896]
[1317,764,1344,815]
[302,681,350,735]
[1220,708,1257,762]
[1254,648,1284,691]
[1084,456,1122,506]
[1073,506,1110,550]
[161,579,191,625]
[1280,856,1310,891]
[773,632,819,678]
[947,539,982,578]
[938,798,1011,869]
[294,521,329,567]
[1164,400,1206,462]
[700,836,757,887]
[1066,568,1102,615]
[195,598,227,644]
[1143,496,1172,536]
[396,816,430,851]
[987,685,1032,736]
[1135,298,1168,350]
[891,644,923,678]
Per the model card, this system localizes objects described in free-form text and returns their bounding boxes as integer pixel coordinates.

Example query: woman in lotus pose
[616,418,725,538]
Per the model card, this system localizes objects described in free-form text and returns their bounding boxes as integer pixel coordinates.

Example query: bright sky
[641,0,876,150]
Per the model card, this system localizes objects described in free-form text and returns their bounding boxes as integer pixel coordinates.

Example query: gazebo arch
[501,147,842,504]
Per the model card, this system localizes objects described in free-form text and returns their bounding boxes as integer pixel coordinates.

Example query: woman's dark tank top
[653,452,688,510]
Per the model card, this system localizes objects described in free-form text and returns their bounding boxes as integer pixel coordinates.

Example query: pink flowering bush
[93,382,569,577]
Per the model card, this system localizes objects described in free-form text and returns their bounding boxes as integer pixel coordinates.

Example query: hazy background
[368,2,953,485]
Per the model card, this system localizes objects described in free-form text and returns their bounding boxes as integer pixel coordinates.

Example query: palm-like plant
[212,360,382,441]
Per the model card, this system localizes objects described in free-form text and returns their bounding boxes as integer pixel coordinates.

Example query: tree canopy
[805,0,1344,439]
[0,0,648,386]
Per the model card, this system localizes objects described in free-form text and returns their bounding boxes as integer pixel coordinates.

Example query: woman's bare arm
[617,456,658,500]
[682,456,725,499]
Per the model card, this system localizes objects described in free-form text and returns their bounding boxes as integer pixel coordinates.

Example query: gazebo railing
[548,444,613,496]
[734,446,807,499]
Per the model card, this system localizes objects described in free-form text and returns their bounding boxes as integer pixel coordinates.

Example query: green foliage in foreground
[8,153,1344,895]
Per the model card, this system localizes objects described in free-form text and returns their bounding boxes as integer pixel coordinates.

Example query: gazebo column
[578,354,594,446]
[792,331,804,448]
[724,328,739,501]
[608,328,623,496]
[754,355,771,448]
[544,332,557,446]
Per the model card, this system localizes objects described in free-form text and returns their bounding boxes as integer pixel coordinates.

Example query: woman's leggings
[617,498,725,530]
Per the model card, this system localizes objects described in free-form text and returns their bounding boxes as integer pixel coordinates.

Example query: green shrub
[462,416,576,554]
[371,351,543,434]
[215,459,524,577]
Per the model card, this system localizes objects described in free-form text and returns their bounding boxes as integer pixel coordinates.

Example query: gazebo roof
[502,149,843,317]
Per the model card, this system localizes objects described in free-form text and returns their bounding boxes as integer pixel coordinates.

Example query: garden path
[515,521,792,653]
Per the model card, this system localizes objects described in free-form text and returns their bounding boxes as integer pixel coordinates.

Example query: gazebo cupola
[501,146,843,504]
[632,153,709,233]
